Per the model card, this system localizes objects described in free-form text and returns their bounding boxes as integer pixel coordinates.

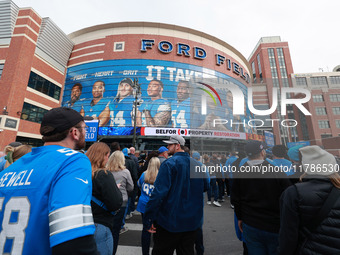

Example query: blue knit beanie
[287,145,304,162]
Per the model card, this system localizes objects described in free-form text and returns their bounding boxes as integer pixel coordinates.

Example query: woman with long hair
[279,146,340,254]
[136,157,160,255]
[4,145,32,168]
[138,150,159,177]
[107,150,134,255]
[86,142,122,255]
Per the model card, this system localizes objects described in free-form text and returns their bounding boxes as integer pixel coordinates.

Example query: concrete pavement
[117,196,243,255]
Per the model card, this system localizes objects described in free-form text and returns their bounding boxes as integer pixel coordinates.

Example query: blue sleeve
[0,159,6,172]
[266,158,277,166]
[143,161,172,230]
[49,153,95,247]
[138,172,145,189]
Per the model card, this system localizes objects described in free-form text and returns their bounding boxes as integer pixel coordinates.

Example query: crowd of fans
[0,107,340,255]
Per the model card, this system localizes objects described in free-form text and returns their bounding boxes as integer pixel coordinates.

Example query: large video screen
[63,59,254,136]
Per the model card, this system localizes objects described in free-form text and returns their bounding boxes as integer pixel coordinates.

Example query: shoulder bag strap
[295,185,340,254]
[306,186,340,233]
[91,195,118,216]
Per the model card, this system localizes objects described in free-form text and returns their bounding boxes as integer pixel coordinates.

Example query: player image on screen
[136,79,171,127]
[224,90,234,131]
[109,78,136,127]
[171,81,191,128]
[63,83,84,111]
[198,88,229,131]
[80,80,110,127]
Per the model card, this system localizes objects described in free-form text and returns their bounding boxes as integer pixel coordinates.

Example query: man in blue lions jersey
[137,79,171,127]
[171,81,191,128]
[109,78,135,127]
[80,80,110,127]
[0,107,98,254]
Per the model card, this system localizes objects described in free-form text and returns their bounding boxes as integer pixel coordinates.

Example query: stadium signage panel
[141,39,250,83]
[63,59,256,136]
[85,120,99,142]
[141,127,246,140]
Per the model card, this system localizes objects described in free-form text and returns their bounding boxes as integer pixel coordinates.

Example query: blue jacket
[225,156,238,178]
[273,158,293,176]
[136,172,154,214]
[143,152,209,232]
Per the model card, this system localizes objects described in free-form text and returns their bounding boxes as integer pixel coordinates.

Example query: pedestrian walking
[143,135,209,255]
[232,140,292,255]
[107,150,134,255]
[137,157,160,255]
[86,142,123,255]
[279,145,340,254]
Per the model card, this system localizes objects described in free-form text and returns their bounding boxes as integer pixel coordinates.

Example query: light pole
[132,78,141,148]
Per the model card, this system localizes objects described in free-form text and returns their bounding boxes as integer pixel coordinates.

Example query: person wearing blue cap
[287,145,304,163]
[158,146,168,164]
[122,148,129,156]
[287,145,305,183]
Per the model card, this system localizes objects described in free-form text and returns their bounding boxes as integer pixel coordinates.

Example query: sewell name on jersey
[0,169,34,187]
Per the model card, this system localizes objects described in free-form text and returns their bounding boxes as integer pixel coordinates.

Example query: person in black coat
[86,142,123,255]
[122,148,138,220]
[279,145,340,255]
[232,140,292,255]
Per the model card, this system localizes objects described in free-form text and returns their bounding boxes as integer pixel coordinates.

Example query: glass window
[21,102,49,124]
[321,134,332,139]
[257,54,262,82]
[333,107,340,115]
[330,94,340,102]
[27,72,61,100]
[310,76,328,86]
[0,64,4,80]
[16,136,44,147]
[312,95,324,102]
[336,120,340,129]
[315,107,327,115]
[298,110,310,140]
[268,48,279,87]
[296,77,307,86]
[251,61,256,83]
[318,120,330,129]
[277,48,289,87]
[329,76,340,85]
